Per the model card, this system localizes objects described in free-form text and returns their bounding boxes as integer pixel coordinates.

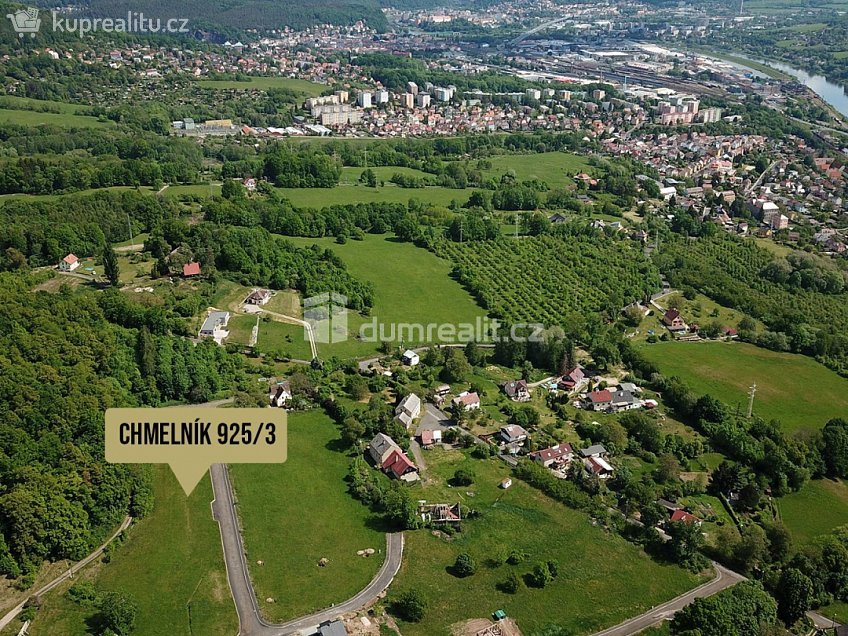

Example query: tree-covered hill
[26,0,388,34]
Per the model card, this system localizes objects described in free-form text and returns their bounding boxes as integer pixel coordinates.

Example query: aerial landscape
[0,0,846,635]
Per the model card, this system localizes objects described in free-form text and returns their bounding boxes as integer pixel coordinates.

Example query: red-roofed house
[59,253,79,272]
[183,262,201,277]
[381,449,418,481]
[558,366,585,391]
[588,389,613,411]
[452,391,481,411]
[670,509,701,525]
[530,443,574,468]
[662,309,687,332]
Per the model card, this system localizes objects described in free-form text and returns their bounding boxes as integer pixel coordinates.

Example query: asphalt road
[210,463,404,636]
[590,562,746,636]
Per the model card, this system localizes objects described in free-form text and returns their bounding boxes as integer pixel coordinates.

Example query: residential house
[587,389,613,411]
[584,455,614,479]
[269,380,292,407]
[183,262,201,277]
[419,429,442,448]
[558,366,585,391]
[401,349,420,366]
[530,443,574,468]
[452,391,481,411]
[503,379,530,402]
[499,425,528,444]
[549,213,568,224]
[580,444,608,458]
[419,503,461,523]
[246,289,271,305]
[662,309,687,332]
[610,389,640,412]
[368,433,401,465]
[395,393,421,429]
[670,509,701,525]
[58,253,80,272]
[382,449,418,481]
[318,620,348,636]
[199,311,230,342]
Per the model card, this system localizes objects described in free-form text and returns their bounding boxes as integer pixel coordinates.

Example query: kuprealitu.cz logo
[6,6,190,38]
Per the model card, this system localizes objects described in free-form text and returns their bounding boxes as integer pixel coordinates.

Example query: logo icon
[6,7,41,38]
[303,292,348,344]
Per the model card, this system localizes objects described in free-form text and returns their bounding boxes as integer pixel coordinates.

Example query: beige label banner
[106,408,287,495]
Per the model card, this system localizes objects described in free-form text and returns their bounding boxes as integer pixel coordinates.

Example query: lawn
[27,467,237,636]
[196,77,324,95]
[254,318,313,360]
[390,449,702,636]
[284,234,488,357]
[229,410,385,622]
[639,341,848,433]
[274,183,469,208]
[778,478,848,544]
[339,166,432,185]
[481,152,593,191]
[226,314,259,345]
[0,108,111,128]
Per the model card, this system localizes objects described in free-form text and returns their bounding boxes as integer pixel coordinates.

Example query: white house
[401,350,420,366]
[269,380,292,407]
[395,393,421,429]
[199,311,230,344]
[452,391,481,411]
[58,253,80,272]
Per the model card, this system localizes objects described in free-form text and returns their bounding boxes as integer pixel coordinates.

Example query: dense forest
[0,273,245,580]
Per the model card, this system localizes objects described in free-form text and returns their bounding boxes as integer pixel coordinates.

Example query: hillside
[30,0,388,34]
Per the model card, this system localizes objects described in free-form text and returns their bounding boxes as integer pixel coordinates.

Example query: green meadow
[283,233,487,357]
[778,478,848,544]
[390,449,702,636]
[230,410,385,622]
[26,468,237,636]
[639,341,848,433]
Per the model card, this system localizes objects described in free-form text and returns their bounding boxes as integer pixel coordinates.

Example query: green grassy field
[275,183,469,208]
[255,318,313,360]
[0,108,111,128]
[819,600,848,625]
[27,467,237,636]
[230,411,385,622]
[390,449,702,636]
[339,166,432,185]
[639,341,848,432]
[0,96,93,114]
[196,77,324,95]
[284,234,487,357]
[778,479,848,544]
[481,152,593,190]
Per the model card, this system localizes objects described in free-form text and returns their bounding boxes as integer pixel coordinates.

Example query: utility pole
[739,0,745,16]
[747,383,757,418]
[515,212,520,238]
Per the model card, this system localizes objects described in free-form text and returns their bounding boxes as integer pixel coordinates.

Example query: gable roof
[369,433,399,458]
[664,308,681,322]
[530,443,573,463]
[183,262,201,276]
[382,450,417,478]
[503,379,529,397]
[63,253,78,264]
[670,509,700,524]
[589,390,613,404]
[580,444,608,457]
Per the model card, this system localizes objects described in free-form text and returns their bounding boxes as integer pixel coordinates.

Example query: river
[744,57,848,119]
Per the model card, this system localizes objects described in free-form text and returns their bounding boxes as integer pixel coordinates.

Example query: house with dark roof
[246,289,271,305]
[368,433,401,466]
[610,390,639,412]
[269,380,291,407]
[503,379,530,402]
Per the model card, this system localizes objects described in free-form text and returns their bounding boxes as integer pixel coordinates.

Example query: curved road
[209,463,404,636]
[590,562,746,636]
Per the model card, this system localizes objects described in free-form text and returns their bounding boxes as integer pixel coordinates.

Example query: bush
[453,552,477,577]
[391,590,427,622]
[499,571,521,594]
[452,469,475,487]
[507,549,528,565]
